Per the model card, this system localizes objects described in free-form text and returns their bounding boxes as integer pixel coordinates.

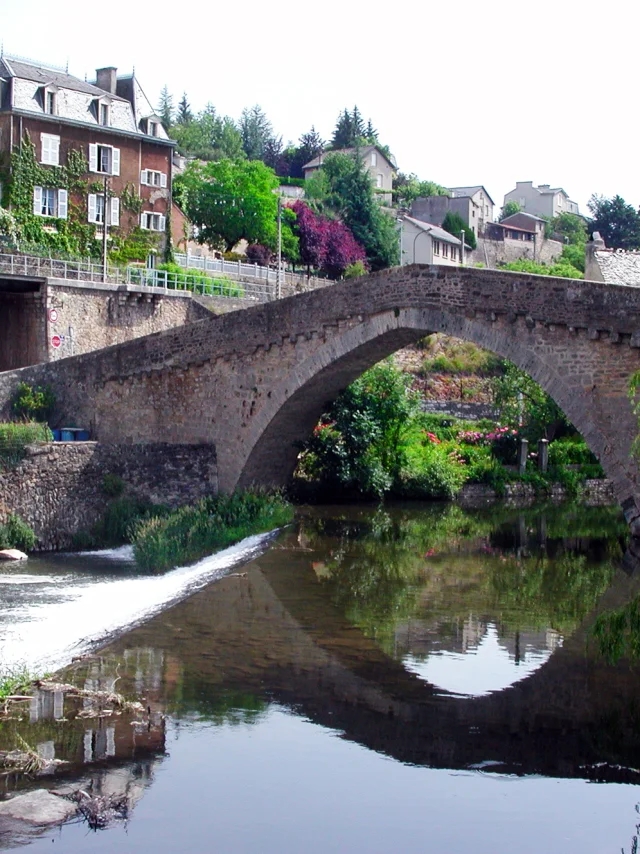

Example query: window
[443,243,449,258]
[371,152,377,166]
[433,239,440,256]
[41,133,60,166]
[32,186,67,218]
[141,211,166,231]
[376,174,383,188]
[100,104,110,127]
[46,91,56,115]
[89,143,120,176]
[148,121,159,137]
[88,194,120,225]
[141,169,167,188]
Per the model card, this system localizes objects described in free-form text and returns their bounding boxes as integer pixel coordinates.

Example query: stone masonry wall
[0,443,218,551]
[44,281,212,362]
[470,236,564,268]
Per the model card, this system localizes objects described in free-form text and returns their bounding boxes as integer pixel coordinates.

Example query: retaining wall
[0,442,218,551]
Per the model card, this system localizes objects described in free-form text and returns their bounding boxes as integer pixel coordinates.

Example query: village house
[302,145,396,203]
[0,56,174,251]
[410,185,495,237]
[503,181,580,219]
[399,215,464,266]
[585,232,640,286]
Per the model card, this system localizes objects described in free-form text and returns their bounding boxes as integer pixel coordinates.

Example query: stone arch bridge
[2,265,640,528]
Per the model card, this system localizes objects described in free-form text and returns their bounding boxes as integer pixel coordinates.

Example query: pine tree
[158,85,174,131]
[330,109,354,149]
[177,93,193,126]
[365,119,378,144]
[239,105,273,161]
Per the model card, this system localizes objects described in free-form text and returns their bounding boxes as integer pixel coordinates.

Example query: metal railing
[0,251,331,303]
[0,252,125,284]
[173,252,324,289]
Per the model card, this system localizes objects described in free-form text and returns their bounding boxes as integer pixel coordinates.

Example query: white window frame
[88,193,106,224]
[110,197,120,226]
[41,133,60,166]
[45,90,57,116]
[100,103,110,127]
[433,239,440,256]
[89,143,120,176]
[148,120,159,137]
[141,169,167,188]
[371,152,377,166]
[140,211,166,232]
[33,186,67,219]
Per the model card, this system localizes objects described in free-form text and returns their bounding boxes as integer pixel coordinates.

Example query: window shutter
[52,136,60,166]
[33,186,42,215]
[111,197,120,227]
[141,170,147,185]
[140,212,147,229]
[160,172,167,189]
[111,147,120,176]
[57,189,68,219]
[89,144,98,172]
[88,194,97,223]
[41,135,50,164]
[158,214,166,232]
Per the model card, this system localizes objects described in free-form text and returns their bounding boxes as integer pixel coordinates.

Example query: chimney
[96,67,117,94]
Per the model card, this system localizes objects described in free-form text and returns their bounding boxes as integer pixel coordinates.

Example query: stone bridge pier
[1,265,640,528]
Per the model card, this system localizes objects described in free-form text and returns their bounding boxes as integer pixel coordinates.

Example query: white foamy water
[0,532,275,673]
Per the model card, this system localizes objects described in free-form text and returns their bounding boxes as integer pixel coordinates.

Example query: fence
[173,252,323,290]
[0,251,329,303]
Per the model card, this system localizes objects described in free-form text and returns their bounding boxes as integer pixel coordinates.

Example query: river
[1,500,640,853]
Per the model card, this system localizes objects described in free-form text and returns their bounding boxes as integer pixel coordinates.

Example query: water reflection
[3,501,640,853]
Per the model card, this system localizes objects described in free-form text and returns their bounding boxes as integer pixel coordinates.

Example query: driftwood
[71,788,128,830]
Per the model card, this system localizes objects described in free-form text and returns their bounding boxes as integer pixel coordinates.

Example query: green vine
[120,183,143,215]
[2,132,99,256]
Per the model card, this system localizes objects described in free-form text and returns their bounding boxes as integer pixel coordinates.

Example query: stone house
[411,185,494,237]
[448,186,495,234]
[399,215,464,266]
[302,145,396,202]
[0,56,175,252]
[499,211,547,240]
[503,181,580,219]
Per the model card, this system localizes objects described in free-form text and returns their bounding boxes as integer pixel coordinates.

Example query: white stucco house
[399,216,464,266]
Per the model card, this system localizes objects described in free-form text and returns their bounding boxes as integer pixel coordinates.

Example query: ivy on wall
[2,133,100,256]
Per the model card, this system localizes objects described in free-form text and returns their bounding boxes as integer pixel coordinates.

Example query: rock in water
[0,549,28,561]
[0,789,77,825]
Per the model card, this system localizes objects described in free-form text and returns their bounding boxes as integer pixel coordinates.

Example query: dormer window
[94,97,112,127]
[46,91,56,115]
[100,103,110,127]
[147,119,159,137]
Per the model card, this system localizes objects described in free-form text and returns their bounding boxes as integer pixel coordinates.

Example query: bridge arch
[233,303,632,505]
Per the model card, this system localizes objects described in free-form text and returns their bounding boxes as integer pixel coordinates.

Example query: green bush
[132,489,293,572]
[0,422,53,468]
[102,473,125,498]
[418,336,500,376]
[343,260,368,279]
[11,383,55,422]
[548,435,600,467]
[0,514,37,551]
[395,444,467,499]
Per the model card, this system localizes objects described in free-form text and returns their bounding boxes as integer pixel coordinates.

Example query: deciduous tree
[587,194,640,249]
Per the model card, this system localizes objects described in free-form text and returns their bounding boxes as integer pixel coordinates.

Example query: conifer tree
[157,85,174,131]
[177,93,193,125]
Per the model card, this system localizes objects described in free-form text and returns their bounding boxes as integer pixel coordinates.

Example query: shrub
[395,444,467,499]
[0,514,37,551]
[0,422,53,468]
[102,472,125,498]
[343,260,368,279]
[418,336,500,376]
[11,383,55,422]
[246,244,272,266]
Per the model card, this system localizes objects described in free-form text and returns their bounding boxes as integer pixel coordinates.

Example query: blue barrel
[51,429,61,441]
[76,430,90,441]
[61,429,74,441]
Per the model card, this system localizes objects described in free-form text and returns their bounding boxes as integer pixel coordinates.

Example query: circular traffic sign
[49,308,58,323]
[51,335,61,348]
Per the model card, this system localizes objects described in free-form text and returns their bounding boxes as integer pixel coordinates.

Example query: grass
[417,335,501,377]
[132,489,294,572]
[0,422,52,469]
[0,664,40,702]
[0,514,37,551]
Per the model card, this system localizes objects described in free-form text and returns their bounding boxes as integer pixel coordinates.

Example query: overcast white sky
[1,0,638,215]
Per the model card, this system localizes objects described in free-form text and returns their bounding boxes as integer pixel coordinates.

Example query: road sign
[49,308,58,323]
[51,335,61,348]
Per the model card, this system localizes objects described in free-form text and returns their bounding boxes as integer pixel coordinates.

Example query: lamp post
[101,175,109,281]
[276,195,282,300]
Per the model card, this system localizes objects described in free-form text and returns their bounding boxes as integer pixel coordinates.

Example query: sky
[1,0,638,215]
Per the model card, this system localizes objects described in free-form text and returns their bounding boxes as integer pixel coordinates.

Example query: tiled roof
[402,216,462,245]
[303,145,396,171]
[594,250,640,287]
[1,57,127,100]
[449,185,495,205]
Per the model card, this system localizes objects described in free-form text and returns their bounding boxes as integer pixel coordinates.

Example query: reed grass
[0,422,52,469]
[132,489,293,572]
